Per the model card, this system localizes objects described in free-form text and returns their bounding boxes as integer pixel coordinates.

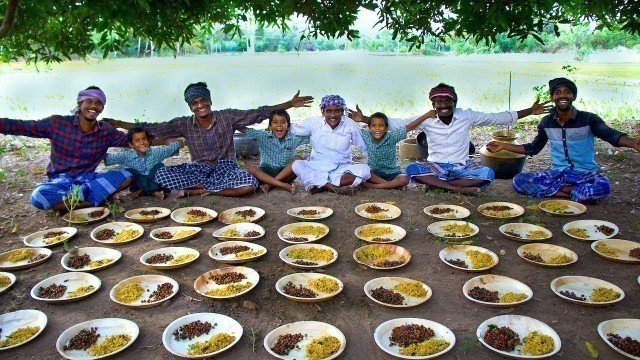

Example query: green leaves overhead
[0,0,639,63]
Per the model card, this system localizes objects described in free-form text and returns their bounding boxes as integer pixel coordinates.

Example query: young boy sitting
[104,127,184,200]
[237,109,310,194]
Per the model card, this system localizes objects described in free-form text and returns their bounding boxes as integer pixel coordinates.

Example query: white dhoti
[292,160,371,191]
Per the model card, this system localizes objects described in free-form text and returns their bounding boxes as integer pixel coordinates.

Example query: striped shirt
[244,128,309,170]
[103,142,181,175]
[141,107,270,166]
[0,115,128,178]
[360,128,406,175]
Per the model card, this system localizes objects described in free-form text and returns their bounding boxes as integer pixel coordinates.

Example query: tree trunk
[137,37,141,57]
[0,0,19,39]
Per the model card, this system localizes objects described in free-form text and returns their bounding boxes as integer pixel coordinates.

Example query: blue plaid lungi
[513,168,610,202]
[154,160,258,192]
[30,170,132,210]
[406,161,494,188]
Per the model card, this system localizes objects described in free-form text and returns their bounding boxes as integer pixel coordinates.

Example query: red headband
[428,87,457,102]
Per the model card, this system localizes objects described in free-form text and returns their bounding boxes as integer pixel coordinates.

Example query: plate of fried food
[209,241,267,264]
[90,222,144,245]
[264,321,346,360]
[61,247,122,272]
[23,227,77,248]
[355,202,401,221]
[218,206,265,224]
[0,248,52,271]
[212,223,265,241]
[278,222,330,244]
[31,272,101,303]
[0,309,47,351]
[427,220,479,240]
[463,275,532,307]
[150,226,201,243]
[170,207,217,225]
[124,207,171,223]
[279,244,338,269]
[499,223,553,242]
[287,206,333,221]
[0,272,17,294]
[478,202,525,219]
[374,318,455,359]
[563,220,618,241]
[538,199,586,216]
[355,224,406,244]
[439,245,499,272]
[110,275,179,308]
[364,277,431,308]
[597,319,640,360]
[516,244,577,267]
[550,275,625,307]
[140,247,200,270]
[276,273,343,303]
[591,239,640,264]
[56,317,139,359]
[477,315,561,358]
[353,244,411,270]
[63,207,109,224]
[423,204,470,220]
[194,266,259,299]
[162,313,243,359]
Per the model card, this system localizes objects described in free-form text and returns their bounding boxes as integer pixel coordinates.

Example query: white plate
[538,199,586,216]
[427,220,479,240]
[477,315,561,358]
[63,207,109,224]
[170,207,217,225]
[287,206,334,221]
[110,275,179,308]
[218,206,265,224]
[150,226,201,243]
[354,224,407,243]
[279,244,338,269]
[61,247,122,272]
[478,202,525,219]
[364,277,431,308]
[163,313,243,359]
[275,273,343,302]
[550,275,625,307]
[264,321,346,360]
[355,202,401,221]
[56,318,139,359]
[516,244,578,268]
[209,241,267,264]
[124,207,171,223]
[0,272,17,294]
[499,223,553,242]
[423,204,470,220]
[353,244,411,270]
[140,247,200,270]
[591,239,640,264]
[439,245,499,272]
[463,275,532,307]
[0,309,47,351]
[277,222,330,244]
[0,248,52,271]
[212,223,265,241]
[563,220,618,241]
[598,319,640,360]
[23,227,77,248]
[374,318,455,359]
[194,266,259,299]
[90,222,144,245]
[31,272,101,303]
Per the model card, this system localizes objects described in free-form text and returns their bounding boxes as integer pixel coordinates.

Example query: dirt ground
[1,123,639,359]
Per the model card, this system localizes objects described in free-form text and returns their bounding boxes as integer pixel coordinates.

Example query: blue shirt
[360,128,407,175]
[104,142,181,175]
[244,128,309,170]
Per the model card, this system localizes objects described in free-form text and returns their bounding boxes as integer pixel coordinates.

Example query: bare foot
[108,193,121,203]
[326,184,357,195]
[174,190,186,199]
[455,186,481,196]
[126,190,142,201]
[152,191,165,200]
[289,183,296,195]
[309,186,325,195]
[259,184,272,194]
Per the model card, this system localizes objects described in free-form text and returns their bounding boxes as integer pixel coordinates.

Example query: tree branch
[0,0,19,39]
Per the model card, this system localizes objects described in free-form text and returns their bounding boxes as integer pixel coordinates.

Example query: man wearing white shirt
[290,95,370,195]
[352,83,548,195]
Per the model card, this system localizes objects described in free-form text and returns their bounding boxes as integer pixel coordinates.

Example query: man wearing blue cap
[487,77,640,202]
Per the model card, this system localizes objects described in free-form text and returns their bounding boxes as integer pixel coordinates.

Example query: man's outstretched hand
[290,90,314,108]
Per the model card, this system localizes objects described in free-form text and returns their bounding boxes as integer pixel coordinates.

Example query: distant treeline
[104,24,640,60]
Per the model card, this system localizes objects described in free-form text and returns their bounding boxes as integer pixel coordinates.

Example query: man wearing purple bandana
[0,86,132,211]
[289,95,370,195]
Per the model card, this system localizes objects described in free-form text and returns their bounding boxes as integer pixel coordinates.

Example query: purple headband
[72,88,107,114]
[319,95,346,111]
